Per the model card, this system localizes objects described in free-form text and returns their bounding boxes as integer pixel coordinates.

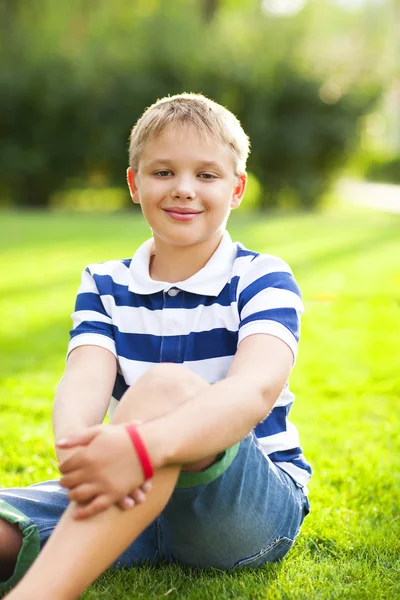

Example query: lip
[163,207,203,214]
[163,207,204,222]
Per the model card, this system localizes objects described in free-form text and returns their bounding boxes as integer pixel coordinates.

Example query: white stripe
[257,421,300,453]
[77,269,99,294]
[183,355,234,383]
[118,357,155,384]
[98,296,239,336]
[273,385,295,408]
[117,354,234,387]
[276,462,311,490]
[236,255,292,296]
[232,253,256,275]
[241,287,303,318]
[67,333,117,359]
[108,355,235,418]
[88,261,131,285]
[71,310,112,328]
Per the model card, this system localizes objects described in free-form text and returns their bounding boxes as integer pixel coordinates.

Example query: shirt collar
[128,230,236,296]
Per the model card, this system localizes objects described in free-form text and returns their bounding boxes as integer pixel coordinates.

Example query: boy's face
[127,125,246,249]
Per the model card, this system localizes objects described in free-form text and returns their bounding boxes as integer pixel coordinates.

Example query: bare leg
[5,365,210,600]
[0,522,22,582]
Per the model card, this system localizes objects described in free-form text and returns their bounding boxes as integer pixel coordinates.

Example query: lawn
[0,203,399,599]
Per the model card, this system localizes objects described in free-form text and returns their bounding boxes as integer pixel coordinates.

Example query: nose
[171,176,196,200]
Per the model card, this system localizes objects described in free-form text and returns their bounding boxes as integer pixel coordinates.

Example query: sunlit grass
[0,203,399,599]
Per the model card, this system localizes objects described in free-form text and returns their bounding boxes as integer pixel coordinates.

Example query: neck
[149,231,225,283]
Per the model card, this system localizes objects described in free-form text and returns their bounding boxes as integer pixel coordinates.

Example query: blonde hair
[129,93,250,174]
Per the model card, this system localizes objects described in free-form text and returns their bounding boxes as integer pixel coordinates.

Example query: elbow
[258,379,286,418]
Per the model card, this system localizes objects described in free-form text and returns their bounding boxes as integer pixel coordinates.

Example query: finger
[141,481,152,494]
[68,483,100,504]
[72,495,112,520]
[59,469,87,490]
[130,488,146,505]
[59,452,86,475]
[118,497,135,510]
[57,425,104,449]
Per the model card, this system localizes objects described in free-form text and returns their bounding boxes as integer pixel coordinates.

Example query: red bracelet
[125,424,154,480]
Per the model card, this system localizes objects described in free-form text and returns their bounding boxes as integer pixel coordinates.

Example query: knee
[139,364,208,405]
[117,365,209,419]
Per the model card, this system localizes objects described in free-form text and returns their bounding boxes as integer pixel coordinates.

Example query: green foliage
[0,53,94,207]
[0,1,383,209]
[365,154,400,185]
[0,205,399,598]
[238,71,375,209]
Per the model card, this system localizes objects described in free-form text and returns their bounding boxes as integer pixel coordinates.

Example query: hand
[57,424,152,519]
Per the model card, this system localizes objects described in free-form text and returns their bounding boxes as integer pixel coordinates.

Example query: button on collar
[167,288,180,297]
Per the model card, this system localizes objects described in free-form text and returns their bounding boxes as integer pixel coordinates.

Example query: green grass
[1,203,399,599]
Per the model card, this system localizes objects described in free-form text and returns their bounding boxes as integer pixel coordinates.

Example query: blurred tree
[0,0,385,209]
[199,0,219,22]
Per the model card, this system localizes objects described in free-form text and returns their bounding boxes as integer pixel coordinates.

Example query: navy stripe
[89,275,239,310]
[190,279,239,307]
[183,282,237,308]
[70,323,114,339]
[68,245,310,484]
[267,448,312,475]
[184,329,237,360]
[238,271,301,314]
[92,276,164,309]
[235,245,258,260]
[75,292,110,316]
[267,447,302,462]
[291,458,313,475]
[254,404,292,437]
[112,327,238,362]
[112,372,129,401]
[240,308,300,342]
[112,330,161,362]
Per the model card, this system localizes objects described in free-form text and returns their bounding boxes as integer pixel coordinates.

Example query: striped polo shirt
[68,231,312,490]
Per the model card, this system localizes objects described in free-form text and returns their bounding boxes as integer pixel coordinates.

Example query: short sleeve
[67,267,117,359]
[236,255,304,362]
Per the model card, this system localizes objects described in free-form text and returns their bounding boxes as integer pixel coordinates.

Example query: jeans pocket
[233,536,294,568]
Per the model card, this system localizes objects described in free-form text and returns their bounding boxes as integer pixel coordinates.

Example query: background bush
[0,0,387,209]
[364,154,400,185]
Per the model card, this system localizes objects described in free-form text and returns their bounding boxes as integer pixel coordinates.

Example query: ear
[127,167,140,204]
[230,173,247,210]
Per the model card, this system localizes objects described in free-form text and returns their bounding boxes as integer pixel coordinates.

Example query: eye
[154,170,173,177]
[198,172,217,180]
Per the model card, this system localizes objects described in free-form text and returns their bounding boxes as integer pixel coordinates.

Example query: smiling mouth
[163,208,203,214]
[163,208,203,222]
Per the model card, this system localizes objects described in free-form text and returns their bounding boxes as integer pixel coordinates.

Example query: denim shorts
[0,433,310,590]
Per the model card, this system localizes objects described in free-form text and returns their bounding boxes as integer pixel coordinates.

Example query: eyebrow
[144,159,224,171]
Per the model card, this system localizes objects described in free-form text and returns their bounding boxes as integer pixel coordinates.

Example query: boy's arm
[53,345,117,464]
[59,334,293,516]
[144,333,293,468]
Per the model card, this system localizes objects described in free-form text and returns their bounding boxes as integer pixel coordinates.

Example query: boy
[0,93,311,600]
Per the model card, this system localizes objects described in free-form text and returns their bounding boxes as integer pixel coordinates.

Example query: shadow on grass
[83,559,286,600]
[0,319,68,380]
[0,274,80,301]
[2,220,399,382]
[291,222,400,275]
[0,561,284,600]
